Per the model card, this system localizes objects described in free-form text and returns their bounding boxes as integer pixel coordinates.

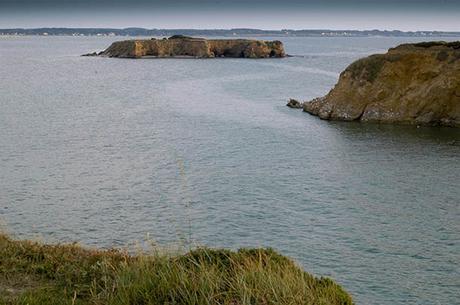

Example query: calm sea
[0,35,459,305]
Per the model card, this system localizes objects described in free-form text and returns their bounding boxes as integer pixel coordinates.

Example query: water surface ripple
[0,36,459,305]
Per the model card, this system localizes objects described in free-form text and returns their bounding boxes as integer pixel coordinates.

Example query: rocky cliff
[302,41,460,127]
[91,36,285,58]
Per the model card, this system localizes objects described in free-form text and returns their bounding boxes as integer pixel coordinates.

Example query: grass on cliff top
[0,234,353,305]
[345,54,387,83]
[412,41,460,49]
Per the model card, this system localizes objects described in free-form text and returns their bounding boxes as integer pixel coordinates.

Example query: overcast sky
[1,0,459,31]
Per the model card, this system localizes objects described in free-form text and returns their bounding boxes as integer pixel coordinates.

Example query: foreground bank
[293,41,460,127]
[84,35,286,58]
[0,234,353,305]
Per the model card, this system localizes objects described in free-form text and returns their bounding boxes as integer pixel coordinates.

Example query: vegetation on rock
[301,41,460,127]
[168,35,194,40]
[345,55,387,83]
[411,41,460,49]
[90,36,285,58]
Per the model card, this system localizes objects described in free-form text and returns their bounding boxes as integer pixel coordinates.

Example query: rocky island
[294,41,460,127]
[85,35,285,58]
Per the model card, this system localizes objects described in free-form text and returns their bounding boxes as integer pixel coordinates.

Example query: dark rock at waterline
[286,99,303,109]
[82,52,98,57]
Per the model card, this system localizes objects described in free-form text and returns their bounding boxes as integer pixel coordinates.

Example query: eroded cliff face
[96,36,285,58]
[303,42,460,127]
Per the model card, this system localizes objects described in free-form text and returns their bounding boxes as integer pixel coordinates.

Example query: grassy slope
[0,234,353,305]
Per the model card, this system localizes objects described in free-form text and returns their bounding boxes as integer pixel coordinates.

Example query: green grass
[413,41,460,49]
[0,234,353,305]
[168,35,194,40]
[345,54,386,83]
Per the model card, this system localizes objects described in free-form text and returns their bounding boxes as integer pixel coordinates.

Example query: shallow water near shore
[1,35,459,305]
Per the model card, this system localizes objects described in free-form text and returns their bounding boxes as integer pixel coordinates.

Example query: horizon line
[2,27,460,33]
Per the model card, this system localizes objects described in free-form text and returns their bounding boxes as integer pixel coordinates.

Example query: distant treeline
[1,28,460,37]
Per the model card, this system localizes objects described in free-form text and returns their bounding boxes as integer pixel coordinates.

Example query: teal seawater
[0,36,459,304]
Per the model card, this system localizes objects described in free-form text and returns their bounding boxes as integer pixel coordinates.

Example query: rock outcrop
[286,99,304,109]
[302,41,460,127]
[90,36,285,58]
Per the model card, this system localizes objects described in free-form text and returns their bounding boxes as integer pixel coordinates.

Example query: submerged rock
[302,41,460,127]
[82,52,98,56]
[286,98,304,108]
[90,36,285,59]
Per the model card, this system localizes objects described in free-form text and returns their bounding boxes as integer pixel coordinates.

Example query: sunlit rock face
[95,36,285,58]
[303,41,460,127]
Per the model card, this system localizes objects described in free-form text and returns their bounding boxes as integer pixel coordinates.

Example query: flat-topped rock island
[84,35,285,58]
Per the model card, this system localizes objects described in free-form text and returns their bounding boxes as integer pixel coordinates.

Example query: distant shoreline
[1,27,460,37]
